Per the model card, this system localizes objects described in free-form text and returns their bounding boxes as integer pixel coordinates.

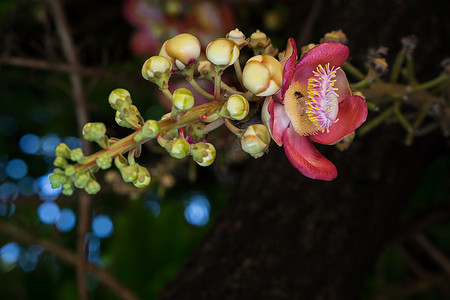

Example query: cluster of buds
[50,28,283,195]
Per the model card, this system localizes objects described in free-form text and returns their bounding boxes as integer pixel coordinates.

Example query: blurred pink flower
[123,0,235,55]
[263,39,368,180]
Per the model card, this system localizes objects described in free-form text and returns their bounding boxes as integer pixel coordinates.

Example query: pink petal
[270,99,291,146]
[293,43,350,87]
[295,42,349,70]
[311,95,368,145]
[280,38,298,99]
[283,125,338,181]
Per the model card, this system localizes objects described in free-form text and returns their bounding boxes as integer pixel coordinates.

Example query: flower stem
[342,62,366,81]
[186,77,214,100]
[358,105,395,136]
[390,49,405,84]
[393,100,413,133]
[408,74,450,94]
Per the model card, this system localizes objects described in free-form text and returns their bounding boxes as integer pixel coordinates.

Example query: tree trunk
[157,127,445,300]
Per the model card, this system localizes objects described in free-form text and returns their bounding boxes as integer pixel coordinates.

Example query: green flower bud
[109,88,132,112]
[82,122,106,142]
[141,56,172,89]
[186,122,206,143]
[166,139,189,159]
[135,120,161,142]
[223,94,249,120]
[172,88,194,111]
[206,38,240,67]
[133,165,151,188]
[65,165,75,176]
[53,156,68,169]
[159,33,201,70]
[96,155,112,170]
[115,111,132,128]
[242,55,283,96]
[120,165,138,183]
[240,124,271,158]
[74,173,90,189]
[70,148,84,162]
[55,143,71,158]
[85,180,101,194]
[190,142,216,167]
[49,172,66,188]
[62,179,73,196]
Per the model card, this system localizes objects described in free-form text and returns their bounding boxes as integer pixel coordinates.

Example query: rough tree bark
[157,126,445,300]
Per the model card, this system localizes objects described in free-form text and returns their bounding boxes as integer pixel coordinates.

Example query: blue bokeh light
[41,134,61,157]
[92,215,114,238]
[63,136,82,150]
[19,134,41,155]
[5,159,28,180]
[38,202,61,224]
[18,177,35,196]
[56,208,76,232]
[0,182,19,202]
[86,233,102,264]
[184,193,211,227]
[34,174,61,201]
[0,202,16,217]
[0,242,20,264]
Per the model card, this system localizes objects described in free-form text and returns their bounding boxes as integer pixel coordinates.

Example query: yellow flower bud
[226,28,248,48]
[189,142,216,167]
[166,139,189,159]
[206,38,240,67]
[240,124,271,157]
[242,55,282,96]
[109,88,132,112]
[133,165,151,188]
[172,88,195,111]
[197,60,215,80]
[159,33,201,70]
[141,56,172,88]
[248,30,271,49]
[223,94,249,120]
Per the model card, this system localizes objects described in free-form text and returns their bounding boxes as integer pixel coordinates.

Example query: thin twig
[0,220,140,300]
[414,233,450,278]
[47,0,92,298]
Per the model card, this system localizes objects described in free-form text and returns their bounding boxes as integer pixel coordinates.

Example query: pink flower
[262,39,368,180]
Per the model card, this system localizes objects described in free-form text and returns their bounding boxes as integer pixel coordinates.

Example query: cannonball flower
[262,39,368,180]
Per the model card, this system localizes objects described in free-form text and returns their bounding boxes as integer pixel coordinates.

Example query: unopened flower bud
[226,28,248,48]
[248,30,271,49]
[82,122,106,142]
[54,156,68,169]
[96,155,112,170]
[133,165,151,188]
[159,33,201,70]
[55,143,71,158]
[186,122,206,143]
[197,60,215,80]
[242,55,282,96]
[140,120,161,139]
[206,38,240,67]
[115,111,131,128]
[240,124,271,157]
[62,181,74,196]
[74,173,90,189]
[65,165,75,177]
[189,142,216,167]
[172,88,194,111]
[85,180,101,194]
[70,148,84,162]
[320,30,348,44]
[49,172,66,188]
[223,94,249,120]
[166,139,189,159]
[141,56,172,89]
[109,88,132,112]
[120,165,138,183]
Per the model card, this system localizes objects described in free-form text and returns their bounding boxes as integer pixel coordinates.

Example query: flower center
[283,63,340,136]
[306,63,339,133]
